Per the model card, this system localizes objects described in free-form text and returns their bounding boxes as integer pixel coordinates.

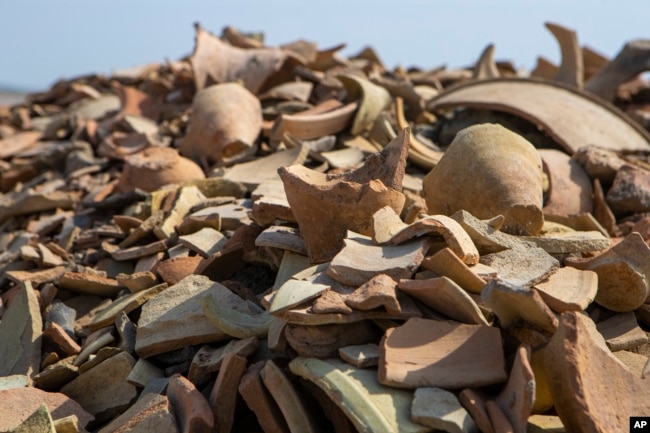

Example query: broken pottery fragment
[398,277,489,325]
[534,267,597,312]
[279,129,409,262]
[187,337,257,387]
[96,393,178,433]
[178,227,227,257]
[167,373,214,433]
[289,357,430,433]
[345,274,402,315]
[268,279,330,314]
[10,404,55,433]
[312,288,353,314]
[378,318,507,389]
[208,353,248,433]
[327,233,430,286]
[565,232,650,311]
[181,83,262,165]
[595,312,648,352]
[606,164,650,216]
[494,344,535,433]
[423,123,545,235]
[285,321,377,358]
[427,78,650,154]
[89,283,167,331]
[411,387,478,433]
[238,361,290,433]
[482,279,558,333]
[485,400,514,433]
[526,414,566,433]
[544,312,650,432]
[458,389,494,433]
[117,147,205,193]
[339,343,381,368]
[480,247,559,288]
[201,295,271,339]
[545,22,583,88]
[261,360,319,433]
[473,44,500,80]
[419,247,487,295]
[337,73,391,135]
[539,148,593,216]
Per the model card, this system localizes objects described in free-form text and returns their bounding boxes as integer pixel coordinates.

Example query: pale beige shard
[269,279,330,314]
[385,214,479,265]
[473,44,500,80]
[544,312,650,432]
[545,22,584,88]
[423,124,545,236]
[278,129,409,262]
[379,318,507,389]
[411,387,478,433]
[480,247,559,288]
[178,227,227,257]
[0,282,42,382]
[289,357,430,433]
[272,251,313,291]
[11,404,55,433]
[209,353,248,433]
[482,279,558,333]
[337,73,391,135]
[327,234,429,287]
[321,146,366,168]
[566,232,650,312]
[450,210,535,254]
[345,274,401,315]
[596,312,649,352]
[372,205,408,245]
[394,98,443,169]
[494,345,535,433]
[201,295,272,339]
[89,283,167,331]
[261,360,319,433]
[61,351,138,423]
[420,247,487,294]
[338,343,380,368]
[155,186,206,240]
[167,373,214,433]
[534,267,598,312]
[613,351,650,377]
[521,231,610,254]
[126,358,164,388]
[398,277,489,325]
[58,272,122,297]
[255,226,307,255]
[526,414,566,433]
[135,275,242,357]
[115,271,158,293]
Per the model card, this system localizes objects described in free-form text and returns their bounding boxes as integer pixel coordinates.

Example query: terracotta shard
[539,148,593,216]
[238,361,291,433]
[327,234,429,287]
[485,400,514,433]
[190,25,288,93]
[534,267,598,312]
[565,232,650,312]
[494,345,535,433]
[482,279,558,333]
[338,343,380,368]
[337,73,391,135]
[473,44,500,80]
[208,353,248,433]
[378,318,507,389]
[423,124,545,236]
[459,389,494,433]
[595,312,648,352]
[345,274,401,315]
[312,289,353,314]
[545,22,583,88]
[167,373,214,433]
[285,321,377,358]
[181,83,262,165]
[544,312,650,432]
[95,393,177,433]
[606,164,650,216]
[420,247,488,295]
[427,78,650,154]
[480,247,559,288]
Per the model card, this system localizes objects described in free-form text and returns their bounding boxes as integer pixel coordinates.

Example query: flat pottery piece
[526,414,566,433]
[482,279,558,333]
[544,312,650,432]
[565,232,650,311]
[450,210,535,254]
[337,73,391,135]
[255,225,307,256]
[285,321,377,358]
[178,227,227,258]
[423,123,545,236]
[268,279,330,314]
[494,345,535,433]
[201,295,271,339]
[289,357,431,433]
[595,312,648,351]
[238,361,290,433]
[534,267,598,312]
[397,277,489,325]
[338,343,380,368]
[479,247,559,288]
[11,404,55,433]
[327,233,430,287]
[520,231,610,255]
[427,78,650,154]
[89,283,167,331]
[613,350,650,377]
[411,387,478,433]
[345,274,401,315]
[420,247,487,294]
[261,360,319,433]
[379,318,507,389]
[208,353,248,433]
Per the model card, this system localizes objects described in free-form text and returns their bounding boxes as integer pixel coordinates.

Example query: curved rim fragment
[427,77,650,155]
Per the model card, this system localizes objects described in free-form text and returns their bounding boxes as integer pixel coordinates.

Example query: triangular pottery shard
[190,24,289,93]
[278,130,410,263]
[378,318,507,389]
[544,312,650,432]
[544,22,583,88]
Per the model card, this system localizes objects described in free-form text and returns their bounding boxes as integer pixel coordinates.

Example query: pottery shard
[606,164,650,216]
[285,321,377,358]
[534,267,598,312]
[378,318,507,389]
[0,387,94,432]
[423,123,545,236]
[60,351,138,423]
[327,233,429,287]
[135,274,238,358]
[539,148,593,216]
[544,312,650,432]
[0,282,42,381]
[345,274,402,315]
[238,361,290,433]
[117,146,205,193]
[208,353,248,433]
[181,83,262,165]
[411,387,478,433]
[167,374,214,433]
[278,130,409,263]
[97,393,178,433]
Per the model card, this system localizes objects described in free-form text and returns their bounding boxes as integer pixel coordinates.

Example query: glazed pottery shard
[423,123,545,236]
[180,82,262,165]
[544,312,650,433]
[427,78,650,154]
[378,318,507,389]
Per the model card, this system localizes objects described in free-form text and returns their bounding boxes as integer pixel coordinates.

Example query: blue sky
[2,0,649,91]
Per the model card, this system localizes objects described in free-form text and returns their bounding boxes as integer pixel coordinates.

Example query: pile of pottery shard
[2,21,650,433]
